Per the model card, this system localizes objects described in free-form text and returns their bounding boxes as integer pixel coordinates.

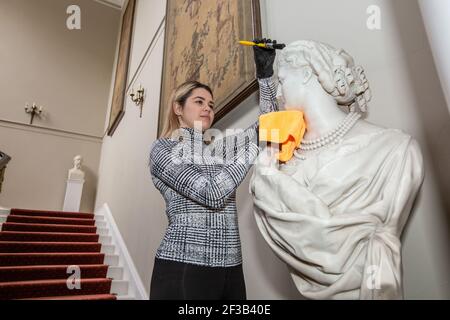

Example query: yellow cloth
[259,110,307,162]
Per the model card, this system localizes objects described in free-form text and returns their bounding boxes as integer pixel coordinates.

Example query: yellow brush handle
[239,40,267,48]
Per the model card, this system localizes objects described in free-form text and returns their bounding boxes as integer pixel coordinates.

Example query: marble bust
[68,155,85,181]
[250,40,425,299]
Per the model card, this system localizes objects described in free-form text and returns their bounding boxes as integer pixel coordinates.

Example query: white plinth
[63,179,84,212]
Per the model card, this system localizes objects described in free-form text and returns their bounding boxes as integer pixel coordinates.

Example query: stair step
[0,210,106,221]
[104,254,119,266]
[0,230,110,244]
[0,206,129,299]
[106,266,123,280]
[110,280,129,296]
[97,227,109,236]
[0,241,102,253]
[5,215,95,226]
[0,231,100,243]
[22,293,117,300]
[100,244,115,255]
[94,215,105,221]
[0,252,107,266]
[117,295,135,300]
[95,220,107,228]
[10,208,94,220]
[0,264,109,282]
[99,235,112,244]
[0,208,10,215]
[0,278,113,300]
[0,222,97,234]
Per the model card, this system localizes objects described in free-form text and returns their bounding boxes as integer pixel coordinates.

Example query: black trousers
[150,258,247,300]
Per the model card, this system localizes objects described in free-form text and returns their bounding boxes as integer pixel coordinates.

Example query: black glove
[253,38,277,79]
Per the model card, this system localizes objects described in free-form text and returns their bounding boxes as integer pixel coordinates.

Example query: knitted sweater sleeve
[149,138,259,209]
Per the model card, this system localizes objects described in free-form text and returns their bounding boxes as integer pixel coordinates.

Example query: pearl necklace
[294,112,361,160]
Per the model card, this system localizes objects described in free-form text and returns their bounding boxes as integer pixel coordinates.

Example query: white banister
[418,0,450,114]
[95,203,148,300]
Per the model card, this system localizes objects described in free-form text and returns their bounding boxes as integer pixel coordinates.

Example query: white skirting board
[0,207,11,215]
[95,203,148,300]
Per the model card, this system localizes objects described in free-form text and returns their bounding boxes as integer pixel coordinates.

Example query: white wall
[0,0,120,212]
[95,0,168,296]
[0,124,102,212]
[0,0,120,137]
[95,0,450,299]
[418,0,450,114]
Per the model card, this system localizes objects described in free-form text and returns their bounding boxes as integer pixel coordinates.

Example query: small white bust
[68,155,85,181]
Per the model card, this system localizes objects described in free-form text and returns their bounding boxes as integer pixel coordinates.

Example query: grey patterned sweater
[149,77,278,267]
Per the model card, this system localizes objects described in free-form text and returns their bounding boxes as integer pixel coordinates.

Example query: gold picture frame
[158,0,262,137]
[108,0,136,136]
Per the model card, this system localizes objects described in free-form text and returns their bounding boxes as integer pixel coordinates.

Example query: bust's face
[277,64,310,110]
[74,157,82,169]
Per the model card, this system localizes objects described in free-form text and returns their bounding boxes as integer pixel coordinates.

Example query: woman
[148,39,279,300]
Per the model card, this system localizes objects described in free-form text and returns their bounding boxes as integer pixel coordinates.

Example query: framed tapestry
[107,0,136,136]
[158,0,262,137]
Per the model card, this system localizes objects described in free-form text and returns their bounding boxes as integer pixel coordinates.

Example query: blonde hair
[160,81,213,138]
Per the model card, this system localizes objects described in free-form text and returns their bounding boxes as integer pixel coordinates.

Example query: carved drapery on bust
[250,40,425,299]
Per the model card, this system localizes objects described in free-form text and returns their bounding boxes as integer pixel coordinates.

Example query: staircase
[0,207,138,300]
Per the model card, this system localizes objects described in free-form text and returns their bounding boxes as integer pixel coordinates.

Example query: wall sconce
[24,102,44,125]
[129,84,145,118]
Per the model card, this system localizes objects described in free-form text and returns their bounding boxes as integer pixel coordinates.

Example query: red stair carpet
[0,208,117,300]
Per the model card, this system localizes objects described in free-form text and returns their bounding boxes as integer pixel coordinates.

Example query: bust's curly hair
[278,40,372,113]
